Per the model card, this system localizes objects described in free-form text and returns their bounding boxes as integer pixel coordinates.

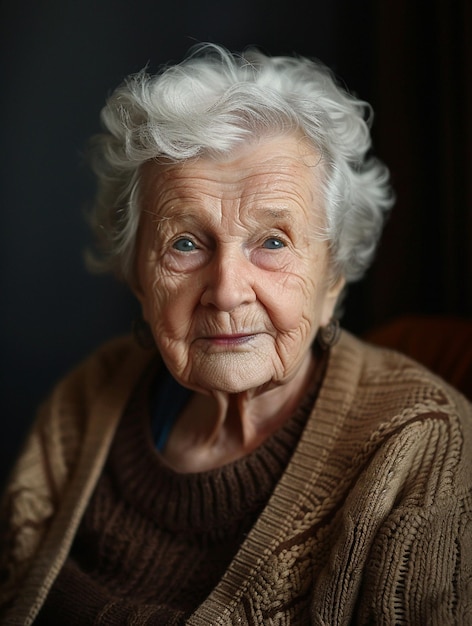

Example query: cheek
[139,261,196,334]
[258,271,321,334]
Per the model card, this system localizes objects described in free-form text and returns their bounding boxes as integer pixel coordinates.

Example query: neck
[162,350,317,472]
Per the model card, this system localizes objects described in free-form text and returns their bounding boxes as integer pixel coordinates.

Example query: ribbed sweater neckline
[107,348,328,537]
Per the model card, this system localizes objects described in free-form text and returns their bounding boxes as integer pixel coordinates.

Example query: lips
[203,333,256,345]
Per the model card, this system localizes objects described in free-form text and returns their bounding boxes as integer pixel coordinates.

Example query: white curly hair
[87,43,394,287]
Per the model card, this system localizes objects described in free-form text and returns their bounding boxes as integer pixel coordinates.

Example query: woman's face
[134,134,343,395]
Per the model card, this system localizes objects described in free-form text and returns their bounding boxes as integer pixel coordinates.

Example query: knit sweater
[1,331,471,625]
[34,354,323,624]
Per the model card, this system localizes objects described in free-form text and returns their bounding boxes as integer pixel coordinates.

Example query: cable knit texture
[33,358,322,625]
[0,331,471,625]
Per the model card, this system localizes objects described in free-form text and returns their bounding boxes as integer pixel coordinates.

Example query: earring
[317,318,340,350]
[132,317,156,349]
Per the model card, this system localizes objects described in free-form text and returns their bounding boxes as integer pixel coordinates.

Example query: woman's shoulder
[327,331,472,484]
[335,329,470,412]
[2,334,155,497]
[326,331,471,466]
[0,336,156,614]
[31,334,157,475]
[303,331,472,520]
[52,335,155,405]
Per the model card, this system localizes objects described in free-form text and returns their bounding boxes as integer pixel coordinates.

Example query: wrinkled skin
[134,134,344,470]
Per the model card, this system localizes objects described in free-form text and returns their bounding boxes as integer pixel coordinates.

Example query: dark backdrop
[1,0,471,486]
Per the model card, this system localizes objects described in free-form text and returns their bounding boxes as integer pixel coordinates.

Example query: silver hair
[86,43,394,285]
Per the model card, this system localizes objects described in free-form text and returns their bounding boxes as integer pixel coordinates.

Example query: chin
[191,357,274,395]
[196,374,272,396]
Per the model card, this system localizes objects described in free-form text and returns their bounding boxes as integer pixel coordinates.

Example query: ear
[320,275,345,327]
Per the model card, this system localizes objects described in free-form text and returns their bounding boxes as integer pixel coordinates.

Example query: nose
[200,246,256,312]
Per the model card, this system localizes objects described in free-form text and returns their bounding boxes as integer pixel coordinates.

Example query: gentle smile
[201,333,257,346]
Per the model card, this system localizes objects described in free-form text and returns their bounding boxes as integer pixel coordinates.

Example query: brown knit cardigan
[1,331,471,625]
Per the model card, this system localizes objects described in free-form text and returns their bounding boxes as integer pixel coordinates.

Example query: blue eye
[262,238,285,250]
[173,238,196,252]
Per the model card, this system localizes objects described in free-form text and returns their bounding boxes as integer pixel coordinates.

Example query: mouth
[199,333,257,346]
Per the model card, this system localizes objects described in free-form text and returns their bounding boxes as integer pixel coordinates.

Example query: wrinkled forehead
[139,132,326,216]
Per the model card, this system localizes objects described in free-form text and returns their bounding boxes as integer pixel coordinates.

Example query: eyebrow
[262,208,294,221]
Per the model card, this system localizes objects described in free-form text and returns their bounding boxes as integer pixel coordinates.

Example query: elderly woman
[1,45,471,625]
